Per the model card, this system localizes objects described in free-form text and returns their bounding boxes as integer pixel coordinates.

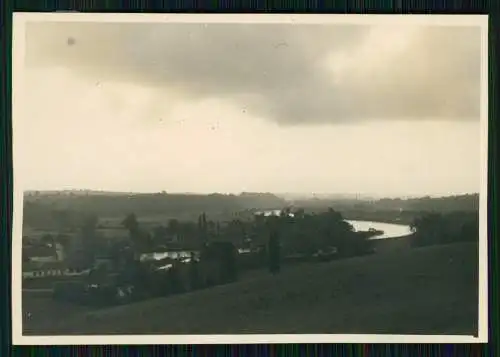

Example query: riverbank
[346,220,412,240]
[338,209,432,226]
[24,241,479,336]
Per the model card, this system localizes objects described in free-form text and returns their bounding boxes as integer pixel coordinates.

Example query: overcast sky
[15,18,484,197]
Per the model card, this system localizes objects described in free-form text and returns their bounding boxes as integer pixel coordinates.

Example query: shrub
[200,241,239,284]
[410,211,479,247]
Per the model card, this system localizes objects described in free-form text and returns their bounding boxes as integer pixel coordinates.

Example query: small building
[23,244,59,264]
[22,260,89,279]
[139,249,199,262]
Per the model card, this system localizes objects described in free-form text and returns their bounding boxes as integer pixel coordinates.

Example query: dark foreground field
[23,242,479,336]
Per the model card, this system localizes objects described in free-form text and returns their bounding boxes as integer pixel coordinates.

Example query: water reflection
[140,250,197,262]
[346,220,412,239]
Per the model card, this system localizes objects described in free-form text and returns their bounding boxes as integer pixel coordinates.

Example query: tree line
[410,211,479,247]
[51,207,373,269]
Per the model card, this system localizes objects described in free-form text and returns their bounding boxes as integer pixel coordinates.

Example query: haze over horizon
[22,188,479,200]
[15,17,484,197]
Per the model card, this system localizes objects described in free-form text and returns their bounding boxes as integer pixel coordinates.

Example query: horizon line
[22,189,480,199]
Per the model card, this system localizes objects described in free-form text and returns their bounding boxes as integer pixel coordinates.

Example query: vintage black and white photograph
[12,13,488,344]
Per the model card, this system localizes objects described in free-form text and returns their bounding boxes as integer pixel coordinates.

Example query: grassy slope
[24,242,478,336]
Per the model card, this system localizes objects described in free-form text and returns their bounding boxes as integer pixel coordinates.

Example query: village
[22,206,390,309]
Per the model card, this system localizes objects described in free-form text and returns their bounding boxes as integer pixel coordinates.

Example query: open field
[23,241,479,336]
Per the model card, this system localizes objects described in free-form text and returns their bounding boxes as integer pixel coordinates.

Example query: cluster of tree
[410,211,479,247]
[260,208,373,258]
[61,213,101,270]
[199,241,239,284]
[54,241,241,307]
[45,206,376,271]
[22,235,58,263]
[51,206,379,305]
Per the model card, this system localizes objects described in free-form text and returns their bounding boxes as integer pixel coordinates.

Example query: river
[345,220,412,240]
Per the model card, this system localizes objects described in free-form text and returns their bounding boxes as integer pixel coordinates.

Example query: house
[23,243,88,278]
[139,248,199,263]
[23,244,58,263]
[22,260,90,279]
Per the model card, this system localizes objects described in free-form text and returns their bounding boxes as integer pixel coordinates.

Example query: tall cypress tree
[198,213,208,245]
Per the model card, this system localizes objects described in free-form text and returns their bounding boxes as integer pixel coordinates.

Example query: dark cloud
[24,21,482,125]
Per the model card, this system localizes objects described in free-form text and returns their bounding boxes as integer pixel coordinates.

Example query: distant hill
[25,190,144,197]
[22,191,287,228]
[276,192,376,201]
[370,194,479,212]
[288,194,479,213]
